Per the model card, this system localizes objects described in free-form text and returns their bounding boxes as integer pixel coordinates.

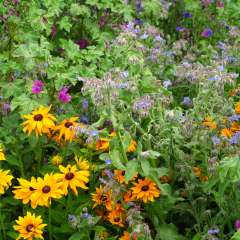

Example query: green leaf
[109,149,126,170]
[125,160,139,182]
[59,16,72,32]
[69,233,82,240]
[140,158,151,176]
[157,224,184,240]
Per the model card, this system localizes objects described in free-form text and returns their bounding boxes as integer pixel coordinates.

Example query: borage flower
[13,212,47,240]
[22,106,56,136]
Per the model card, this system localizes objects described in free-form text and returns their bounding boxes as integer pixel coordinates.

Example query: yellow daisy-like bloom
[108,209,125,227]
[0,169,13,195]
[55,164,89,196]
[0,145,6,161]
[202,116,217,129]
[54,117,79,142]
[235,101,240,114]
[13,177,37,207]
[13,212,47,240]
[230,122,240,133]
[123,190,135,203]
[51,154,63,166]
[95,138,110,151]
[30,174,63,208]
[22,106,56,136]
[75,156,90,170]
[114,170,137,184]
[220,128,233,138]
[131,178,160,203]
[127,140,137,153]
[92,185,113,211]
[119,231,131,240]
[193,167,202,178]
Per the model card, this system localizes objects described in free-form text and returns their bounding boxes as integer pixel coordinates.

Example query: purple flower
[229,132,240,145]
[201,28,213,38]
[121,71,129,78]
[80,115,89,124]
[134,18,143,26]
[183,12,192,18]
[32,80,44,94]
[58,87,71,103]
[235,219,240,230]
[182,97,192,107]
[51,25,57,38]
[163,80,172,88]
[76,39,88,49]
[82,99,89,109]
[211,136,221,146]
[208,228,220,235]
[2,103,11,115]
[228,115,240,121]
[176,26,185,32]
[105,159,112,165]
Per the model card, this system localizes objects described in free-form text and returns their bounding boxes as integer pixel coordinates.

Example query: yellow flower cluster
[0,169,13,195]
[13,164,89,208]
[22,106,83,142]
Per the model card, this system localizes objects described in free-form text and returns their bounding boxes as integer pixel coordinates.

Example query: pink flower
[58,87,71,103]
[51,25,57,38]
[32,80,44,94]
[216,0,224,8]
[235,220,240,231]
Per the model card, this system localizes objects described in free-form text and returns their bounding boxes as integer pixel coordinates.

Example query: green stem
[48,206,53,240]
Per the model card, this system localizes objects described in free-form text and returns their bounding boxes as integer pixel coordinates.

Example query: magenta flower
[58,87,71,103]
[51,25,57,38]
[201,28,213,38]
[32,80,44,94]
[235,220,240,231]
[76,38,88,49]
[216,0,224,8]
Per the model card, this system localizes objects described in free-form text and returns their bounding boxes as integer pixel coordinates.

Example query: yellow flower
[95,138,110,151]
[22,106,56,136]
[231,122,240,133]
[13,212,47,240]
[108,208,125,227]
[0,169,13,195]
[75,156,90,170]
[235,101,240,114]
[119,231,131,240]
[193,167,202,178]
[51,154,63,166]
[0,145,6,161]
[55,164,89,196]
[92,185,112,211]
[127,140,137,153]
[114,170,137,184]
[123,190,135,203]
[13,177,37,207]
[30,174,63,208]
[131,178,160,203]
[220,128,233,138]
[54,117,79,142]
[202,116,217,129]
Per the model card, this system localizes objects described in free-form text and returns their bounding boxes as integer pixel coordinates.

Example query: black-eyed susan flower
[0,169,13,195]
[54,117,79,142]
[75,156,90,170]
[13,212,46,240]
[193,167,202,178]
[13,177,37,207]
[119,231,131,240]
[51,154,63,166]
[127,140,137,153]
[0,144,6,161]
[114,170,137,184]
[55,164,89,195]
[30,174,63,208]
[202,116,217,129]
[220,128,232,138]
[95,138,110,151]
[92,185,112,211]
[235,101,240,114]
[108,208,125,227]
[22,106,56,136]
[131,178,160,203]
[123,190,134,203]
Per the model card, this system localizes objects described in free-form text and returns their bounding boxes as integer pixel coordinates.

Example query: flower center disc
[121,171,125,176]
[114,217,120,222]
[65,172,74,180]
[29,187,35,191]
[64,122,73,128]
[26,224,34,232]
[141,185,149,191]
[34,114,43,121]
[42,185,51,193]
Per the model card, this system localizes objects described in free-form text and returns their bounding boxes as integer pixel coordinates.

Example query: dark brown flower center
[141,185,149,191]
[100,195,108,201]
[26,224,34,232]
[64,122,73,128]
[114,217,120,222]
[34,114,43,121]
[65,172,74,180]
[29,187,35,191]
[121,171,125,176]
[42,185,51,193]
